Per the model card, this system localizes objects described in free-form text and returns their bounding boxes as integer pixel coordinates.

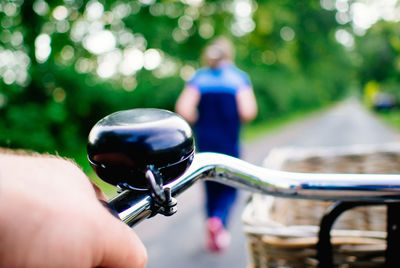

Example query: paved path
[135,99,400,268]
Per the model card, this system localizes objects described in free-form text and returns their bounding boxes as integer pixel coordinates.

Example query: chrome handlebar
[108,152,400,227]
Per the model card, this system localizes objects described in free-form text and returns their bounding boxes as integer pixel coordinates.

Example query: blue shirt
[188,63,251,157]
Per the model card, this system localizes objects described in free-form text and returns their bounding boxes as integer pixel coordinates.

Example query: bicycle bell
[87,108,195,190]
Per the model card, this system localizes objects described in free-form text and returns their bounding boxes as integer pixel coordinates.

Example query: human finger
[96,216,147,268]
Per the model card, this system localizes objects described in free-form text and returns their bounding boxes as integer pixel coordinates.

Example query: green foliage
[0,0,364,170]
[355,21,400,84]
[353,21,400,105]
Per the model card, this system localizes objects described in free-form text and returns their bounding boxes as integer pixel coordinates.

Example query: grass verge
[375,109,400,131]
[241,105,330,142]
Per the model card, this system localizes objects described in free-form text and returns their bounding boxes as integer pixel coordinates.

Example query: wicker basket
[242,143,400,268]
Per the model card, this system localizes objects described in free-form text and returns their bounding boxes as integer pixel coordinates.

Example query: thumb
[97,215,147,268]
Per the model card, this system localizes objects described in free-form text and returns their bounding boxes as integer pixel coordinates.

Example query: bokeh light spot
[112,3,131,19]
[280,26,295,41]
[180,65,195,81]
[335,29,354,48]
[56,20,70,33]
[133,34,147,50]
[262,50,276,65]
[118,31,135,47]
[154,59,178,78]
[1,17,13,29]
[139,0,156,5]
[4,3,18,17]
[53,6,69,21]
[53,88,66,102]
[61,45,74,61]
[335,0,349,13]
[0,30,11,43]
[149,4,164,16]
[320,0,335,10]
[144,49,162,70]
[75,58,93,73]
[199,22,214,39]
[71,20,89,42]
[172,28,189,43]
[350,2,378,30]
[336,12,351,25]
[11,32,23,47]
[122,77,137,92]
[85,1,104,21]
[119,47,144,75]
[83,30,116,55]
[3,70,16,85]
[178,15,193,31]
[235,1,252,17]
[97,50,122,78]
[97,63,116,78]
[181,0,203,7]
[33,0,50,16]
[35,33,52,63]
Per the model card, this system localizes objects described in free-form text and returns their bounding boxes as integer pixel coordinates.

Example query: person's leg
[204,181,237,252]
[205,181,237,227]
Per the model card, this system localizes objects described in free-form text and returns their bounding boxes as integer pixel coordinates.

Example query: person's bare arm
[175,86,201,125]
[0,150,147,268]
[236,86,258,123]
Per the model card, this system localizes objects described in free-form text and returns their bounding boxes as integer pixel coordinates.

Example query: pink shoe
[206,217,231,253]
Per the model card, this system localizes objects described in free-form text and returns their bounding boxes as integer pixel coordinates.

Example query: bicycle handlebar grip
[87,108,195,190]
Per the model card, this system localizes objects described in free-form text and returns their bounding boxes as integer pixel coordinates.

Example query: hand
[0,150,147,268]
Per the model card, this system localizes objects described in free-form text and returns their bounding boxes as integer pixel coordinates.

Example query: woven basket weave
[242,144,400,268]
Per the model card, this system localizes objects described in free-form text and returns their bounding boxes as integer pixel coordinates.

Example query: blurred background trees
[1,0,399,165]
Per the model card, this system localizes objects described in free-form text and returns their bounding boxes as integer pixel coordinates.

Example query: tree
[0,0,354,160]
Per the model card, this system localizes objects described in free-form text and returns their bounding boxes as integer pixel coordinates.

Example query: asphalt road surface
[134,99,400,268]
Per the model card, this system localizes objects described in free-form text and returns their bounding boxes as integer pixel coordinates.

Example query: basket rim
[242,143,399,237]
[262,143,400,170]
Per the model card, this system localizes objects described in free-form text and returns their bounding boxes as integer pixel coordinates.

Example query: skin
[175,84,258,125]
[175,86,200,125]
[236,86,258,123]
[0,151,147,268]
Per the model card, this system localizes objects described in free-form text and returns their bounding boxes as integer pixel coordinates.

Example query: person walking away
[175,36,257,253]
